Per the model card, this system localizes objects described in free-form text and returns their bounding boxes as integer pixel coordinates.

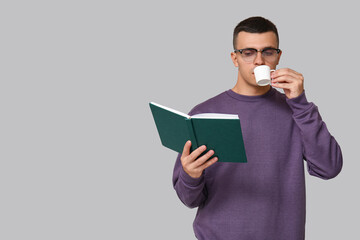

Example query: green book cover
[149,102,247,163]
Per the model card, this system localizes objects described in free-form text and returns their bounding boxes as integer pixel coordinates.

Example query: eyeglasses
[234,47,281,63]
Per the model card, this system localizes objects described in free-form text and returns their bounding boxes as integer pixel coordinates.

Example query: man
[172,16,343,240]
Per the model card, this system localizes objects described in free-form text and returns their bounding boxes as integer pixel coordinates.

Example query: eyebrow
[242,46,277,50]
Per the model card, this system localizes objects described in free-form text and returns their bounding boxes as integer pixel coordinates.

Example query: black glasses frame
[234,47,281,54]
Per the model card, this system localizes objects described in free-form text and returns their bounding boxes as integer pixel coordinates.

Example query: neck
[232,84,271,96]
[232,72,271,96]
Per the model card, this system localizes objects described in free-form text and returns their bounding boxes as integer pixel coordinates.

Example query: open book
[149,102,247,163]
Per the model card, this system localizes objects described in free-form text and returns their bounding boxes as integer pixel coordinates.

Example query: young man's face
[231,31,281,87]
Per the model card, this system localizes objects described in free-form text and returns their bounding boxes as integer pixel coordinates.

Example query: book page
[150,102,190,119]
[191,113,239,119]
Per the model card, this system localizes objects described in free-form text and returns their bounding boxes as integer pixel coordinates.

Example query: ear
[231,51,239,67]
[276,50,282,65]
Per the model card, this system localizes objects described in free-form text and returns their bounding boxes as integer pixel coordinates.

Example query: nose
[253,51,265,66]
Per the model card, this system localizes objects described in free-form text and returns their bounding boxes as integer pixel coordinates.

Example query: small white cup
[254,65,275,86]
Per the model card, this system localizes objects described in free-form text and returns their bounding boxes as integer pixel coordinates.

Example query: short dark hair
[233,16,279,50]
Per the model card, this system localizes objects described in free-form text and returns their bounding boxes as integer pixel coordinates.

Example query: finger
[198,156,218,171]
[271,75,296,84]
[272,72,299,81]
[271,82,292,90]
[181,140,192,158]
[191,149,215,168]
[274,68,301,76]
[272,68,302,79]
[188,145,207,162]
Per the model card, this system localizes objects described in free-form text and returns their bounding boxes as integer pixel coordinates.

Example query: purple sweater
[172,87,342,240]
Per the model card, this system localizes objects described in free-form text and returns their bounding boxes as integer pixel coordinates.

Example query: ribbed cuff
[179,167,204,187]
[285,90,314,115]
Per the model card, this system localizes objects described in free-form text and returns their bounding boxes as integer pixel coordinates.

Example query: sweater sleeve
[286,91,343,180]
[172,153,207,208]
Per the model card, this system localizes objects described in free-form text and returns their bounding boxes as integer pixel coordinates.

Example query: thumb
[181,140,191,157]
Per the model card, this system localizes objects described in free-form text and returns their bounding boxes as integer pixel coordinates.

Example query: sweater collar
[226,87,276,102]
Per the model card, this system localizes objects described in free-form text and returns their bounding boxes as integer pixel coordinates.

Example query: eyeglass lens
[241,49,279,62]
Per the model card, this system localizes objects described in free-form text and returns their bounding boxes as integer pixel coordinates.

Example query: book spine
[185,119,198,152]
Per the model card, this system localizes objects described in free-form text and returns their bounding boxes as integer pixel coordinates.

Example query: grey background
[0,0,358,239]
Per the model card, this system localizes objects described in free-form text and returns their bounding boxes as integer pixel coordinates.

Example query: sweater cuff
[180,167,204,187]
[285,90,314,115]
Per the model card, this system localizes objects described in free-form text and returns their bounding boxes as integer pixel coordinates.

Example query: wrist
[287,89,304,99]
[180,167,204,186]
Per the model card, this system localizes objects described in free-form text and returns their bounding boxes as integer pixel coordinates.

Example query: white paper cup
[254,65,275,86]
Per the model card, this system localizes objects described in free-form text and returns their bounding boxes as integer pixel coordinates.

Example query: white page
[150,102,190,118]
[191,113,239,119]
